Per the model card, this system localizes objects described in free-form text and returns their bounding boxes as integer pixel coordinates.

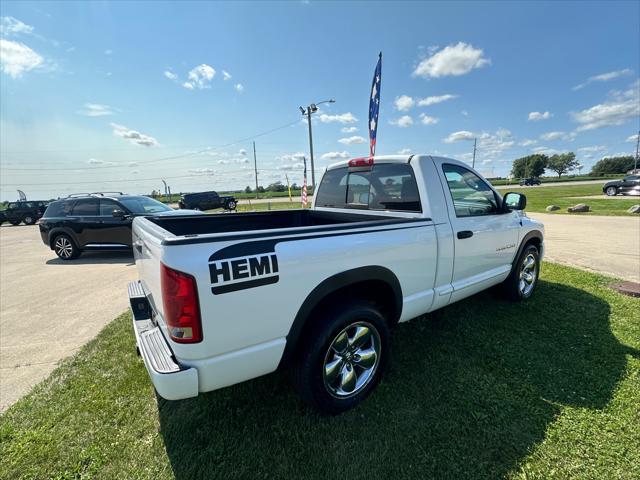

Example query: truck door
[437,162,520,302]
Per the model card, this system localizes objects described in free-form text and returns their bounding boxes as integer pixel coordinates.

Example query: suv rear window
[315,163,421,212]
[44,200,74,217]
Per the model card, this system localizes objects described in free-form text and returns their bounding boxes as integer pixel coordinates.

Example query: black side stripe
[209,223,429,261]
[164,217,432,246]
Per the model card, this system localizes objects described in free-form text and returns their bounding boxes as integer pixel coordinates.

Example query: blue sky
[1,0,639,200]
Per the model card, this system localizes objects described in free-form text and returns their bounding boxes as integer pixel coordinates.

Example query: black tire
[52,233,80,260]
[291,301,391,415]
[23,215,36,225]
[226,200,237,210]
[9,220,21,226]
[605,186,618,196]
[502,244,540,301]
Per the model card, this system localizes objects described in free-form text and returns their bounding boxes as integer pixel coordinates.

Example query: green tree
[547,152,578,178]
[590,156,636,176]
[266,181,286,192]
[244,186,252,194]
[511,154,548,178]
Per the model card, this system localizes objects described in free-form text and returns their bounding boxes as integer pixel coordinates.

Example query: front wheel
[226,200,237,210]
[503,244,540,300]
[23,216,36,225]
[53,234,80,260]
[9,220,21,226]
[605,186,618,196]
[291,301,391,414]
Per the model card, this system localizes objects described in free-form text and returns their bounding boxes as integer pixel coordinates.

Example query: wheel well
[278,267,402,369]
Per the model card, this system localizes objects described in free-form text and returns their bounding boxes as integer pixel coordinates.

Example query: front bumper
[128,281,198,400]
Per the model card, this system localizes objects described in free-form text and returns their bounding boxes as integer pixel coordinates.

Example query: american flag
[369,52,382,157]
[301,156,308,208]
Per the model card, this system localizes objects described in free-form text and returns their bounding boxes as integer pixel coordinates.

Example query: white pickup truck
[128,155,544,413]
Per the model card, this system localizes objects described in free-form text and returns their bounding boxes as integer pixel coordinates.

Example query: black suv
[602,175,640,196]
[0,201,48,226]
[519,177,541,186]
[178,191,237,211]
[39,193,201,260]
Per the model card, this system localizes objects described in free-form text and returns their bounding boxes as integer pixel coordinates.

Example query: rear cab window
[315,163,421,212]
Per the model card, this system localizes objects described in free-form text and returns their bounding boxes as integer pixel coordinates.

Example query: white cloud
[572,68,633,91]
[277,152,306,163]
[626,134,639,143]
[390,115,413,127]
[338,135,366,145]
[78,103,115,117]
[394,95,415,111]
[413,42,490,78]
[528,111,552,121]
[444,130,475,143]
[189,168,215,175]
[341,126,358,133]
[110,123,158,147]
[496,128,512,138]
[164,70,177,81]
[235,83,244,93]
[0,16,34,36]
[128,162,138,167]
[182,64,215,89]
[461,110,469,116]
[577,145,607,154]
[397,148,412,155]
[319,112,358,124]
[417,94,458,106]
[532,146,562,155]
[0,39,43,78]
[540,131,567,141]
[222,70,232,80]
[104,49,112,55]
[572,82,640,131]
[519,139,537,147]
[320,151,350,160]
[419,113,438,125]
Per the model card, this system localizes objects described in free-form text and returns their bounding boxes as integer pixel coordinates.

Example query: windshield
[119,197,172,214]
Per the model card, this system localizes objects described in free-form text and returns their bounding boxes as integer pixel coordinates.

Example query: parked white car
[128,155,544,413]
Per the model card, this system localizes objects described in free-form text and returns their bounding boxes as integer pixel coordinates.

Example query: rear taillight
[161,263,202,343]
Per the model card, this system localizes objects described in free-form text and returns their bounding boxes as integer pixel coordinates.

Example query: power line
[1,118,303,172]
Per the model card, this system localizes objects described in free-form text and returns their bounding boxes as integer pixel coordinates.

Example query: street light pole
[300,99,335,190]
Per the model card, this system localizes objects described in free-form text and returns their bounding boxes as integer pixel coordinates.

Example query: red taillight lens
[161,263,202,343]
[348,157,374,168]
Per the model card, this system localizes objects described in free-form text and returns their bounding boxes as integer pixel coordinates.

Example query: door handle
[457,230,474,239]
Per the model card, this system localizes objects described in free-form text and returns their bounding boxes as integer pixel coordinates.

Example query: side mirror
[503,192,527,211]
[112,209,126,218]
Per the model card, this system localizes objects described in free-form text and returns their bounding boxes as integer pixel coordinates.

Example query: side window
[99,200,121,216]
[442,164,498,217]
[315,168,348,208]
[44,201,73,217]
[71,199,99,216]
[8,203,17,209]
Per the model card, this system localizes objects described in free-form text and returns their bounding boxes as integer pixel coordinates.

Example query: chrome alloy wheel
[323,321,381,398]
[519,253,537,296]
[606,186,617,196]
[55,237,73,259]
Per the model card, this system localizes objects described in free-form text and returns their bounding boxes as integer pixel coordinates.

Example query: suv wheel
[53,234,80,260]
[226,200,237,210]
[291,301,391,414]
[23,216,36,225]
[9,220,21,226]
[502,244,540,301]
[605,186,618,196]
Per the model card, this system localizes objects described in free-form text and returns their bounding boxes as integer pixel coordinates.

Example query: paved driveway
[0,225,137,412]
[529,213,640,282]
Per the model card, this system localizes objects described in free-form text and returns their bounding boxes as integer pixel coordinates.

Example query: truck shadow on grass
[158,279,636,480]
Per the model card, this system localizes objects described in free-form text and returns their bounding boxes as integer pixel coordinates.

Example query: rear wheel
[53,234,80,260]
[502,244,540,300]
[291,301,390,414]
[9,220,21,226]
[605,186,618,196]
[226,200,237,210]
[23,215,36,225]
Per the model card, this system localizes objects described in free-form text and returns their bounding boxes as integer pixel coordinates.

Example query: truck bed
[147,209,396,237]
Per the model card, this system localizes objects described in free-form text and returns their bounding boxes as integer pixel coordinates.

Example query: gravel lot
[0,225,136,412]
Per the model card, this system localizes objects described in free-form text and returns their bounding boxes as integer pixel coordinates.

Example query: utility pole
[635,130,639,172]
[253,141,258,199]
[472,137,477,169]
[306,108,315,189]
[300,99,335,189]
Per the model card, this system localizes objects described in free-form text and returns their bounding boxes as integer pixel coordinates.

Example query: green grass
[502,184,639,216]
[1,263,639,479]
